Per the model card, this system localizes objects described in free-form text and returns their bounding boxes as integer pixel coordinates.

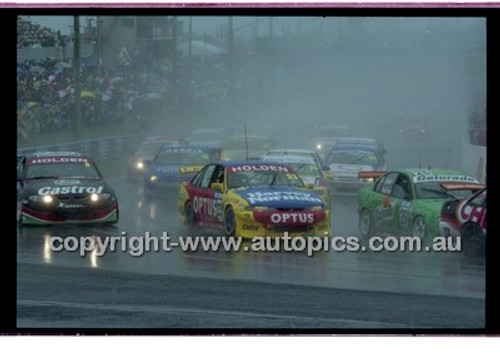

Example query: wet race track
[17,172,485,329]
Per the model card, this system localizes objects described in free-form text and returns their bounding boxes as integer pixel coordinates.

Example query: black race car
[17,151,119,226]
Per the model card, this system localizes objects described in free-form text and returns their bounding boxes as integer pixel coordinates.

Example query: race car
[309,124,353,160]
[177,161,331,239]
[17,151,119,226]
[127,135,185,180]
[357,168,481,239]
[259,154,331,208]
[263,148,329,171]
[439,186,486,255]
[144,145,220,198]
[220,135,275,161]
[324,138,387,196]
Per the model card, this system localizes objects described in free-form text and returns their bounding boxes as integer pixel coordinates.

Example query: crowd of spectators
[17,19,167,141]
[17,17,242,142]
[17,16,68,49]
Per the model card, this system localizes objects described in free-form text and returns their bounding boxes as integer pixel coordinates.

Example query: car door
[186,164,216,225]
[390,173,414,234]
[370,172,400,232]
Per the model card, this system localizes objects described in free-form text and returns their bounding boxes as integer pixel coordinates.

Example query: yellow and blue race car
[177,161,331,238]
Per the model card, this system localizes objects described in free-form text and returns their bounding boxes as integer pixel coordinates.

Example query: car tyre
[412,216,427,239]
[185,201,195,229]
[462,223,485,257]
[224,206,237,237]
[359,208,374,239]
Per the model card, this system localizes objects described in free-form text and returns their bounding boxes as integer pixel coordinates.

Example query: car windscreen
[227,170,305,189]
[26,162,101,179]
[155,151,211,164]
[414,182,478,200]
[289,163,322,179]
[327,150,378,165]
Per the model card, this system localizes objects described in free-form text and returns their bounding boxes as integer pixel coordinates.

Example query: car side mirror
[305,183,314,190]
[324,172,334,180]
[211,182,224,192]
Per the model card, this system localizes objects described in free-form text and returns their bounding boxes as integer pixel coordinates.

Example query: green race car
[357,168,481,239]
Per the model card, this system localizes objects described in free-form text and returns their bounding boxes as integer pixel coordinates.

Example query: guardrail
[17,133,152,162]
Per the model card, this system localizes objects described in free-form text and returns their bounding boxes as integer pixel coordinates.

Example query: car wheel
[185,201,195,228]
[462,223,485,257]
[412,216,427,239]
[359,208,373,238]
[224,206,237,237]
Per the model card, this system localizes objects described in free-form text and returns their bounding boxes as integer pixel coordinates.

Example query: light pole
[73,16,81,141]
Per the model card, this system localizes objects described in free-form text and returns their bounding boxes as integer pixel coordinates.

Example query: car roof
[159,144,218,152]
[261,154,316,164]
[25,151,83,158]
[267,148,317,154]
[217,160,292,168]
[335,137,378,145]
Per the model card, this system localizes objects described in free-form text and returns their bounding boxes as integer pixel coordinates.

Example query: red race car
[439,186,486,255]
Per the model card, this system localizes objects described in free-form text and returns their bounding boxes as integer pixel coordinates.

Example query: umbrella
[81,91,96,98]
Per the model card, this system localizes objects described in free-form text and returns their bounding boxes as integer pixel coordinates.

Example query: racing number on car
[399,201,412,227]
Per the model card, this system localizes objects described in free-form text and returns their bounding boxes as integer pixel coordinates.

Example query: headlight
[316,144,322,150]
[307,205,324,211]
[29,195,54,203]
[89,193,112,202]
[150,175,158,182]
[136,161,144,169]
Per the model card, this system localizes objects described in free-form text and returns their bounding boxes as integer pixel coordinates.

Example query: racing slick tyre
[412,216,427,239]
[224,206,237,237]
[184,201,195,230]
[358,208,374,242]
[462,223,485,257]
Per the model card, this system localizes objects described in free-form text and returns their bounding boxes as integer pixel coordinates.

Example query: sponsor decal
[59,203,85,209]
[38,186,104,195]
[28,157,90,165]
[163,148,205,153]
[192,195,223,221]
[375,197,397,223]
[399,200,412,227]
[245,191,322,204]
[54,179,81,186]
[253,210,325,225]
[242,224,260,231]
[413,174,478,183]
[270,213,315,224]
[229,165,290,173]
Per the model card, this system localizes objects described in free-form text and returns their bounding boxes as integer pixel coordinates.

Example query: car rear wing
[440,182,486,192]
[179,165,203,174]
[357,171,386,179]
